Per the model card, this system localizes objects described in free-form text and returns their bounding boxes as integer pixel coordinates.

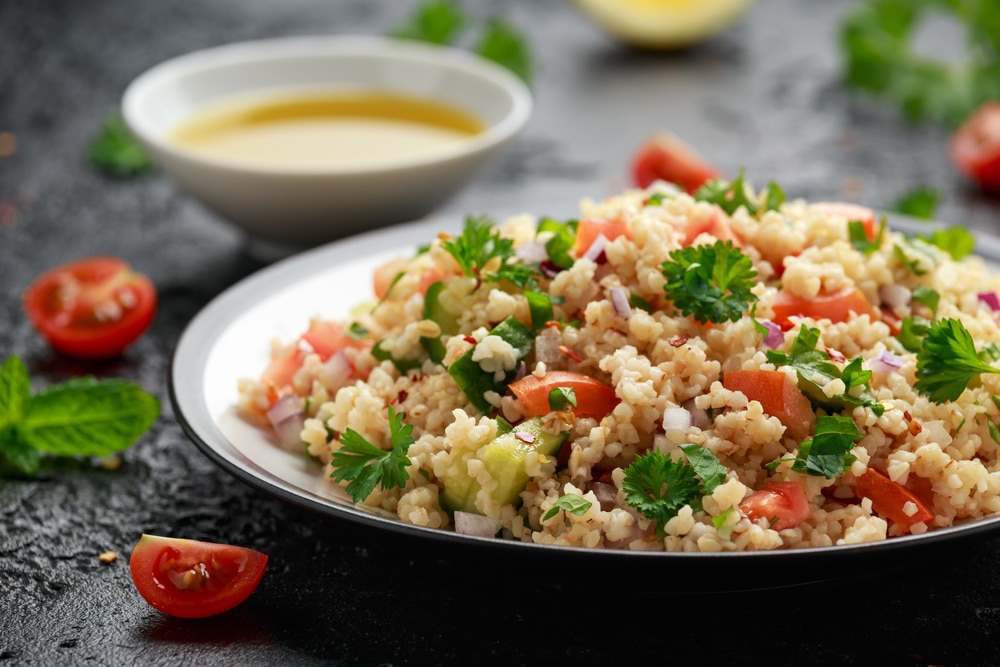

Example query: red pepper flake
[903,410,913,421]
[668,335,689,348]
[463,336,478,345]
[559,345,583,363]
[826,348,846,363]
[395,390,409,404]
[909,420,922,436]
[544,320,562,331]
[514,431,536,444]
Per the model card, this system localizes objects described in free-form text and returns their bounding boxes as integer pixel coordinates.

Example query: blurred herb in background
[391,0,533,84]
[892,185,942,219]
[840,0,1000,127]
[89,113,152,177]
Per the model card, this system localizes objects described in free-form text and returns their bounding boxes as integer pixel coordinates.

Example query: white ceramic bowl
[122,35,532,249]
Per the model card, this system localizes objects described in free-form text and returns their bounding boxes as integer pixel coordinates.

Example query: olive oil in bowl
[170,90,485,169]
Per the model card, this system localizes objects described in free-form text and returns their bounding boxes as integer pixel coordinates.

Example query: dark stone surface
[4,0,1000,665]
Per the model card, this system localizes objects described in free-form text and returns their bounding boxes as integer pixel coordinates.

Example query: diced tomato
[509,371,619,419]
[949,101,1000,192]
[739,481,811,530]
[854,468,935,533]
[261,348,305,389]
[300,320,368,361]
[771,286,877,330]
[22,256,157,359]
[813,202,877,241]
[372,258,443,300]
[573,218,631,258]
[684,209,743,247]
[129,534,268,619]
[631,133,722,194]
[722,369,815,441]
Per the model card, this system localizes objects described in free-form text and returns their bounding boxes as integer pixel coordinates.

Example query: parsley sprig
[0,355,160,476]
[442,215,542,288]
[661,240,759,324]
[915,318,1000,403]
[89,114,152,178]
[693,169,786,217]
[330,406,415,502]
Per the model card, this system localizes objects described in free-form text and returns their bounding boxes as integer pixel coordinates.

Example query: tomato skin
[129,534,268,619]
[300,320,368,361]
[949,101,1000,192]
[684,209,742,248]
[573,218,631,258]
[739,481,811,530]
[509,371,619,419]
[854,469,935,533]
[813,202,877,241]
[22,256,157,359]
[373,259,443,300]
[722,369,815,441]
[631,133,722,194]
[771,286,877,330]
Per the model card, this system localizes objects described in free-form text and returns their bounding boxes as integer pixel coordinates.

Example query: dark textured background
[4,1,1000,665]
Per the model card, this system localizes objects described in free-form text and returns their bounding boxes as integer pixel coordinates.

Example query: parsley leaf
[543,494,593,521]
[548,387,577,411]
[921,227,976,261]
[849,217,886,255]
[622,450,701,540]
[474,17,533,84]
[537,217,578,271]
[914,318,1000,403]
[661,240,759,324]
[898,315,932,353]
[389,0,466,45]
[693,169,785,217]
[766,326,884,416]
[88,114,152,178]
[773,415,862,478]
[0,355,160,477]
[911,285,940,315]
[443,215,543,288]
[892,186,941,219]
[330,406,414,502]
[678,443,728,494]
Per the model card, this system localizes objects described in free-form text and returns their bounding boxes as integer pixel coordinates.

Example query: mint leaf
[543,494,593,521]
[678,443,728,494]
[0,356,30,429]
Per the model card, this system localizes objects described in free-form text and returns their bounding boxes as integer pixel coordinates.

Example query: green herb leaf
[448,316,534,413]
[372,339,424,374]
[892,186,942,219]
[547,387,577,412]
[622,450,701,540]
[538,217,578,270]
[789,415,862,478]
[474,17,533,83]
[911,285,940,315]
[348,322,370,340]
[661,240,759,324]
[629,292,654,313]
[915,318,1000,403]
[849,217,886,255]
[0,356,30,430]
[330,406,414,502]
[88,114,152,177]
[389,0,466,44]
[525,289,554,331]
[989,419,1000,447]
[543,494,593,521]
[443,215,542,289]
[898,316,932,353]
[693,168,785,217]
[678,443,728,494]
[921,227,976,261]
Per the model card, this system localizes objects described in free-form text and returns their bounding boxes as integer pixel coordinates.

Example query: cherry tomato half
[129,534,268,619]
[23,256,156,359]
[949,101,1000,192]
[509,370,619,419]
[631,133,722,194]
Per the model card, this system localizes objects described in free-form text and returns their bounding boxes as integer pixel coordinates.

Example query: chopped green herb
[537,217,578,271]
[372,339,424,373]
[911,285,940,315]
[389,0,466,44]
[898,316,932,353]
[678,443,728,494]
[661,240,759,324]
[893,241,934,276]
[474,17,533,83]
[645,192,669,207]
[330,406,414,502]
[915,318,1000,403]
[543,494,593,521]
[0,355,160,477]
[525,289,554,330]
[348,322,369,339]
[849,217,886,255]
[373,271,406,310]
[982,342,1000,364]
[892,186,942,220]
[629,292,654,313]
[989,419,1000,447]
[547,387,577,411]
[88,114,152,177]
[443,215,542,289]
[711,506,735,532]
[775,415,862,479]
[921,227,976,261]
[693,169,784,217]
[622,450,701,540]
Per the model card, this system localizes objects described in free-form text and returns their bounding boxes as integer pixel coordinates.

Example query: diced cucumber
[441,416,568,514]
[420,281,459,364]
[448,316,535,413]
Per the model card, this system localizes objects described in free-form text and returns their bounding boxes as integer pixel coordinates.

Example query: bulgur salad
[237,174,1000,552]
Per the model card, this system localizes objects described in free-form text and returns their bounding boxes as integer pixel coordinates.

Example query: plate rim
[168,209,1000,563]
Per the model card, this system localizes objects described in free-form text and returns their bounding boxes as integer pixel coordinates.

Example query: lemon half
[570,0,754,49]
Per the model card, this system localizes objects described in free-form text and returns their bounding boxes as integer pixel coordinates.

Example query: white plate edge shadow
[169,209,1000,560]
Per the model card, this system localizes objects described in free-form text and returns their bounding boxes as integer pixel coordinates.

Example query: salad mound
[238,178,1000,551]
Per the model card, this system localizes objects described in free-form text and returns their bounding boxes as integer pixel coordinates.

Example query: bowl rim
[121,34,533,176]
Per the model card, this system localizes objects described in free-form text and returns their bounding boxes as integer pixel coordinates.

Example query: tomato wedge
[722,369,814,441]
[631,133,722,194]
[949,100,1000,192]
[854,468,935,533]
[300,320,368,361]
[813,202,878,241]
[684,209,743,247]
[573,218,631,258]
[22,256,156,359]
[739,481,811,530]
[771,286,877,330]
[509,371,619,419]
[129,534,268,619]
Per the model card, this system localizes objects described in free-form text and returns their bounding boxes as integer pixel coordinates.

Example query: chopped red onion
[323,350,353,390]
[515,241,549,264]
[539,260,561,278]
[590,482,618,511]
[662,406,692,436]
[266,395,305,449]
[682,398,712,429]
[454,511,499,538]
[582,233,609,264]
[514,430,536,444]
[826,348,846,363]
[871,350,904,375]
[979,291,1000,312]
[535,335,563,364]
[879,284,912,310]
[609,287,632,318]
[760,320,784,349]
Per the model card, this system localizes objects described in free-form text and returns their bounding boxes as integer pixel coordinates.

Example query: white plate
[169,211,1000,575]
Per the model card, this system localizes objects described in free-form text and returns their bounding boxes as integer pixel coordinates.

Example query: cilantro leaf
[622,450,701,540]
[89,114,152,178]
[678,443,728,494]
[543,494,593,521]
[892,186,941,220]
[330,406,414,502]
[474,17,533,84]
[548,387,577,411]
[389,0,466,45]
[661,240,759,324]
[915,318,1000,403]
